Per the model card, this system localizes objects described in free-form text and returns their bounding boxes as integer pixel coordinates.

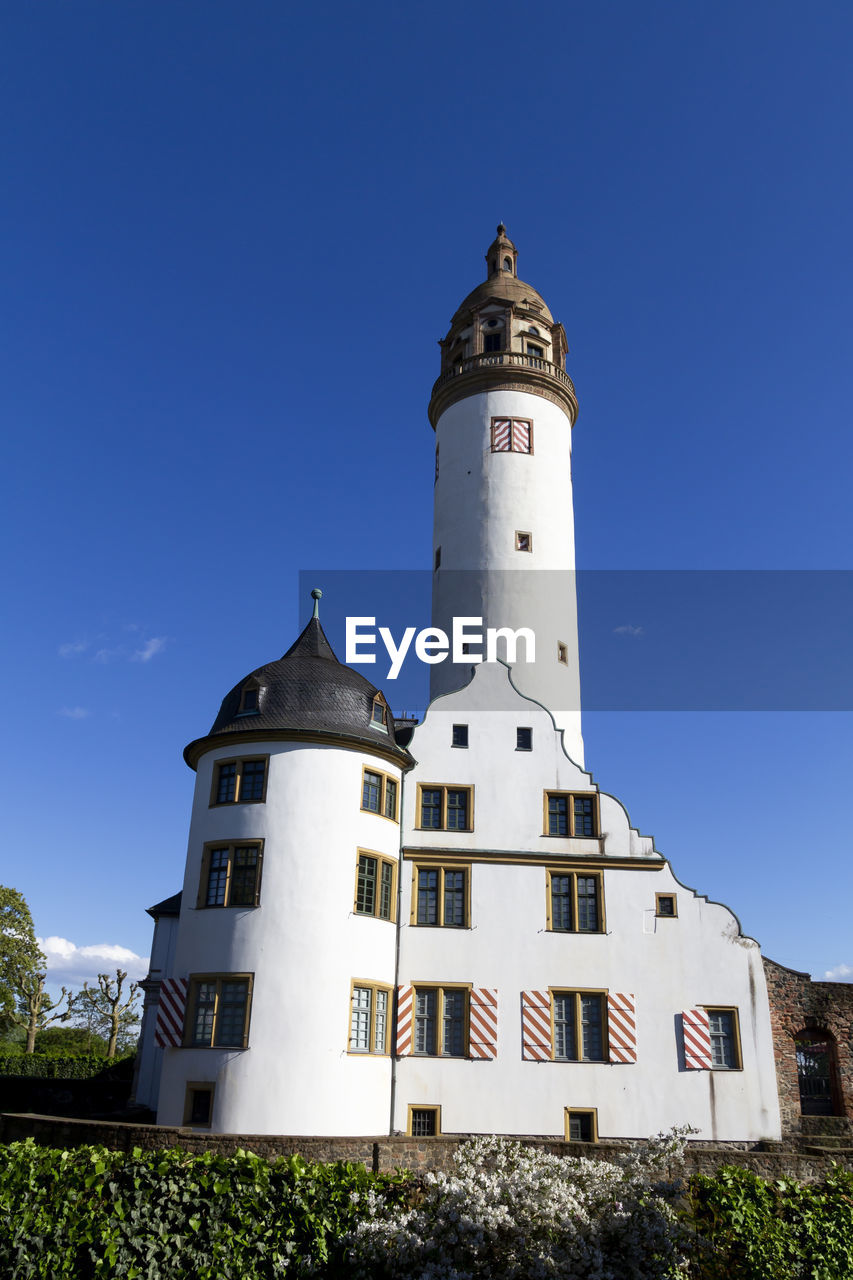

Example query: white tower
[429,226,584,765]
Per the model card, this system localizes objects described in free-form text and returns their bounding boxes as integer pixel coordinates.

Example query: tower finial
[311,587,323,620]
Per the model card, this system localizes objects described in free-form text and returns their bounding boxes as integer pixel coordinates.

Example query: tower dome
[183,614,409,768]
[428,224,578,428]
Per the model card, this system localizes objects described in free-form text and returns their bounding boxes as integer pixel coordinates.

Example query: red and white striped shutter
[521,990,553,1061]
[395,984,413,1056]
[607,992,637,1064]
[154,977,188,1048]
[512,420,531,453]
[469,988,498,1059]
[492,419,511,452]
[682,1008,712,1069]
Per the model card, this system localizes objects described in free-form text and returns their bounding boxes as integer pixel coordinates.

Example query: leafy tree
[33,1024,109,1057]
[73,969,141,1059]
[0,885,45,1029]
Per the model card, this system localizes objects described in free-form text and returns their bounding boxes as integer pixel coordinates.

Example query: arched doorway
[795,1029,840,1116]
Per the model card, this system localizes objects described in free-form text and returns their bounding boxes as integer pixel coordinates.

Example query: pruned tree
[0,885,47,1032]
[74,970,141,1059]
[10,971,73,1053]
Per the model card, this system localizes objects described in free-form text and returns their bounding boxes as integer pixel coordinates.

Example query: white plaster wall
[396,664,781,1141]
[431,388,583,765]
[157,741,402,1135]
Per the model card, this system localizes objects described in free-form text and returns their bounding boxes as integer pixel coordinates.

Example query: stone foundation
[2,1112,850,1182]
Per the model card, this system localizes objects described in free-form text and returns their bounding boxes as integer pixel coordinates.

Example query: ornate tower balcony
[428,224,579,428]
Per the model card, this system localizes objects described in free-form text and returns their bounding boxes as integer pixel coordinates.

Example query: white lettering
[415,628,450,664]
[486,626,536,664]
[452,616,483,664]
[345,617,376,664]
[379,626,416,680]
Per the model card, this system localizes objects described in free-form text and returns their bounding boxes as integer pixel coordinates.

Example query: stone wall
[1,1112,849,1183]
[763,956,853,1136]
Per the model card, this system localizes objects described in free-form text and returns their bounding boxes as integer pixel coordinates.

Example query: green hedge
[0,1139,407,1278]
[685,1163,853,1279]
[0,1055,132,1080]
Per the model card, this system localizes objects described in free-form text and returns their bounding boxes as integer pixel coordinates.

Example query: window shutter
[607,992,637,1063]
[154,977,188,1048]
[521,990,552,1061]
[469,988,498,1059]
[682,1008,712,1069]
[196,850,211,908]
[492,419,511,451]
[395,984,413,1056]
[513,420,531,453]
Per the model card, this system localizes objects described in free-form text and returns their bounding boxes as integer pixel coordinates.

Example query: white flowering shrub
[348,1130,693,1279]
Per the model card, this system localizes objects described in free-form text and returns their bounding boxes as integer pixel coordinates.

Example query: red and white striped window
[521,989,637,1064]
[491,418,533,454]
[682,1008,713,1069]
[395,984,497,1059]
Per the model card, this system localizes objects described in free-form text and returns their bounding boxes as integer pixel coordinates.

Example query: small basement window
[565,1108,598,1143]
[408,1105,441,1136]
[184,1084,214,1128]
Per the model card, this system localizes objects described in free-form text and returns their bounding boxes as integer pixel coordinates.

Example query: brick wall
[1,1112,849,1182]
[763,956,853,1136]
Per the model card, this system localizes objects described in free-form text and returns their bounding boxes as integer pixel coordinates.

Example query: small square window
[565,1108,597,1143]
[515,531,532,553]
[408,1105,441,1136]
[656,894,677,918]
[452,724,468,748]
[516,727,532,751]
[183,1083,214,1128]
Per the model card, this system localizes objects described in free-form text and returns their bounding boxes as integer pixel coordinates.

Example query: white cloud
[58,640,89,658]
[37,936,149,988]
[823,963,853,982]
[132,636,167,663]
[613,624,645,637]
[59,706,91,720]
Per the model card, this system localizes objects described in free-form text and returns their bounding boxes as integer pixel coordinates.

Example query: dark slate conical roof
[183,617,410,768]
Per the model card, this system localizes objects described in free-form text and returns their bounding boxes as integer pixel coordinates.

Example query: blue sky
[2,2,851,988]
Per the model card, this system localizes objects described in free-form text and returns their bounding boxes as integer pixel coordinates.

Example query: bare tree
[74,970,141,1059]
[11,971,73,1054]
